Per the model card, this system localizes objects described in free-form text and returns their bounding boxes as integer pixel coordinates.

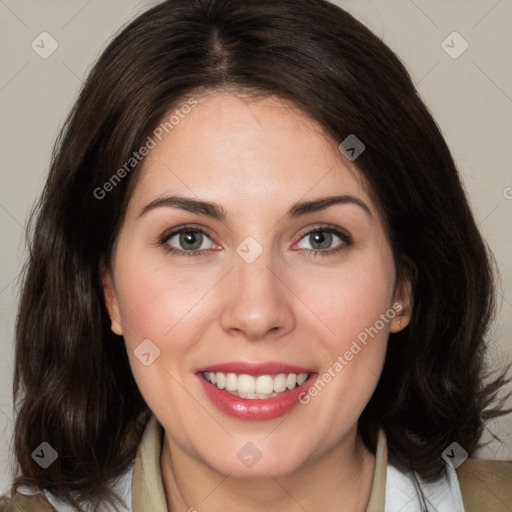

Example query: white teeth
[237,391,280,399]
[273,373,287,392]
[297,373,308,386]
[216,372,226,389]
[238,374,255,394]
[256,375,274,394]
[203,371,311,396]
[286,373,297,389]
[225,373,238,391]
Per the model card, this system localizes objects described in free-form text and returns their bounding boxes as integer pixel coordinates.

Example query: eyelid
[159,223,351,256]
[160,224,214,242]
[293,223,352,247]
[159,224,218,254]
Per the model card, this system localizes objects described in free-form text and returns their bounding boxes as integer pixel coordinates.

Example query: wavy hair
[6,0,510,510]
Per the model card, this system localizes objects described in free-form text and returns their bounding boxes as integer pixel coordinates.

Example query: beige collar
[131,415,167,511]
[132,415,387,511]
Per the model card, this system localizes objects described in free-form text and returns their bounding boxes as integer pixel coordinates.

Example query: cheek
[114,260,212,347]
[112,260,212,418]
[115,238,396,360]
[298,275,393,424]
[293,253,396,347]
[293,251,394,404]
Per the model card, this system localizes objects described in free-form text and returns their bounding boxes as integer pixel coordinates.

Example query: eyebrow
[138,194,372,220]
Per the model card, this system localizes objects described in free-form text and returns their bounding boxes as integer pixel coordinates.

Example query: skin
[102,90,412,512]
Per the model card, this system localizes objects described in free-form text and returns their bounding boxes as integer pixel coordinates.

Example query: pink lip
[196,365,318,421]
[196,361,315,376]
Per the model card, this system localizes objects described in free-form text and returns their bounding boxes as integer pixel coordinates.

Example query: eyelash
[158,224,352,258]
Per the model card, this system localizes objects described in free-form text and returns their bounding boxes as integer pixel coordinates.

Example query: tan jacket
[2,415,511,511]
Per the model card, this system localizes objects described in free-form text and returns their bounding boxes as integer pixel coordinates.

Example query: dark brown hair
[5,0,510,510]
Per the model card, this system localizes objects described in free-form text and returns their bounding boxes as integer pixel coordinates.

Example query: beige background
[0,0,511,495]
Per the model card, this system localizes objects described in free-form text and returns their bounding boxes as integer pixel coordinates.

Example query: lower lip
[197,373,318,420]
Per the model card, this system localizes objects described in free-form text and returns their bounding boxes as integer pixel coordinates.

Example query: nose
[219,245,296,341]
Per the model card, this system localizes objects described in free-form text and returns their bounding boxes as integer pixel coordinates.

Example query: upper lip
[196,361,315,376]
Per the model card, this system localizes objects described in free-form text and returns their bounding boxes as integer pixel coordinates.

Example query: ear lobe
[389,276,413,334]
[100,262,123,336]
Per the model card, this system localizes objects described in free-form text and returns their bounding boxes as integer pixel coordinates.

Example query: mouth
[201,371,311,399]
[196,362,317,420]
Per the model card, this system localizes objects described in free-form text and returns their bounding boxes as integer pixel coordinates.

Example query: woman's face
[103,90,411,478]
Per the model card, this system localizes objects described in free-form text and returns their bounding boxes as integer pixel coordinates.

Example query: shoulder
[0,462,133,512]
[386,460,465,512]
[0,492,56,511]
[456,458,512,512]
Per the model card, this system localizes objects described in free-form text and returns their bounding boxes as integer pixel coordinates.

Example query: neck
[160,429,376,512]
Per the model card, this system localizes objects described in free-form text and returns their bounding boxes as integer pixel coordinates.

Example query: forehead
[130,91,373,216]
